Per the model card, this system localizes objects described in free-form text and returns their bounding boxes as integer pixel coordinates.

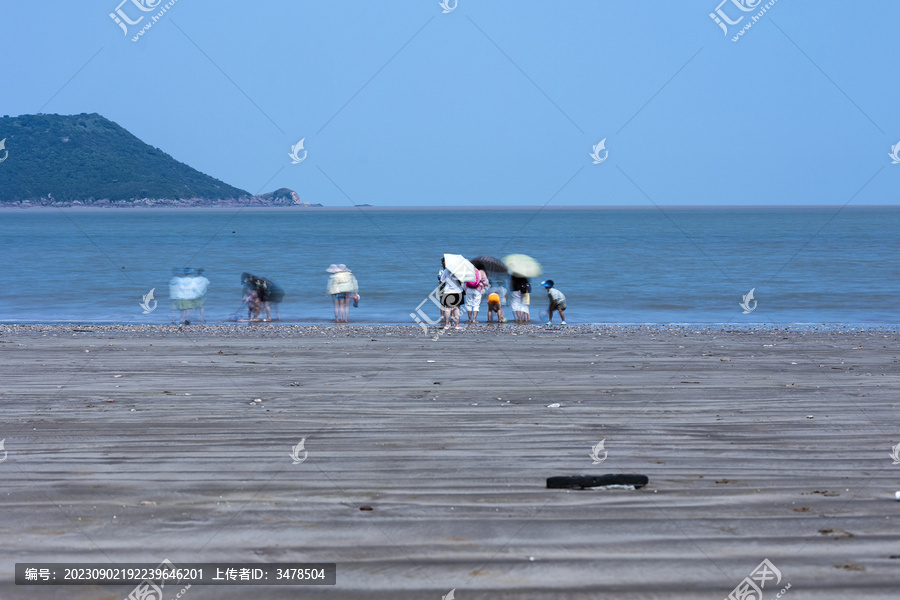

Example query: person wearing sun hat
[326,264,359,323]
[542,279,566,325]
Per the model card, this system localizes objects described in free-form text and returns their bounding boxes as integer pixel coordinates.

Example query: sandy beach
[1,323,898,599]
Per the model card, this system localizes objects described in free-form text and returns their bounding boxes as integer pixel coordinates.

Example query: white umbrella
[443,253,477,283]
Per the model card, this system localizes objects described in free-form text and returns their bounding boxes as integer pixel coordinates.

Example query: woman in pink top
[464,268,489,325]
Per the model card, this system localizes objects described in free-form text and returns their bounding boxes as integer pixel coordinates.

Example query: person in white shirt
[186,269,210,323]
[168,269,193,324]
[542,279,567,325]
[438,257,464,329]
[510,275,532,323]
[326,264,359,323]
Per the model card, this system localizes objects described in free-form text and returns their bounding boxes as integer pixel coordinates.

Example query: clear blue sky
[1,1,897,206]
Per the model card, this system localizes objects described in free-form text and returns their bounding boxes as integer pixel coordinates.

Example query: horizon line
[2,204,899,212]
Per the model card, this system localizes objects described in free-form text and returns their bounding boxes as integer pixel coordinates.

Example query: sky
[1,0,898,207]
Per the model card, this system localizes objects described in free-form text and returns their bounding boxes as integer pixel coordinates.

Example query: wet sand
[1,324,898,599]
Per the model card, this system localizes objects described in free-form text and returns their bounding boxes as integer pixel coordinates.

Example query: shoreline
[2,322,900,336]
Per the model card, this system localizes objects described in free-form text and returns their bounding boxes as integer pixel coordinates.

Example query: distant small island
[0,113,321,208]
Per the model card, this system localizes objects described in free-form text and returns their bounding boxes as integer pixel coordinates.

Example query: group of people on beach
[166,258,565,327]
[240,265,358,323]
[169,266,358,324]
[436,257,566,330]
[169,269,285,324]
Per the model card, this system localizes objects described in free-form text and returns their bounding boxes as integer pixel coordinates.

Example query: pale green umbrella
[503,254,542,278]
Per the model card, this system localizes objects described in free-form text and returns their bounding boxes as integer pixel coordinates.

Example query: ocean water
[1,206,898,325]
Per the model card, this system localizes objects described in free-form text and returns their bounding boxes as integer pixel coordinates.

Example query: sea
[1,206,898,326]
